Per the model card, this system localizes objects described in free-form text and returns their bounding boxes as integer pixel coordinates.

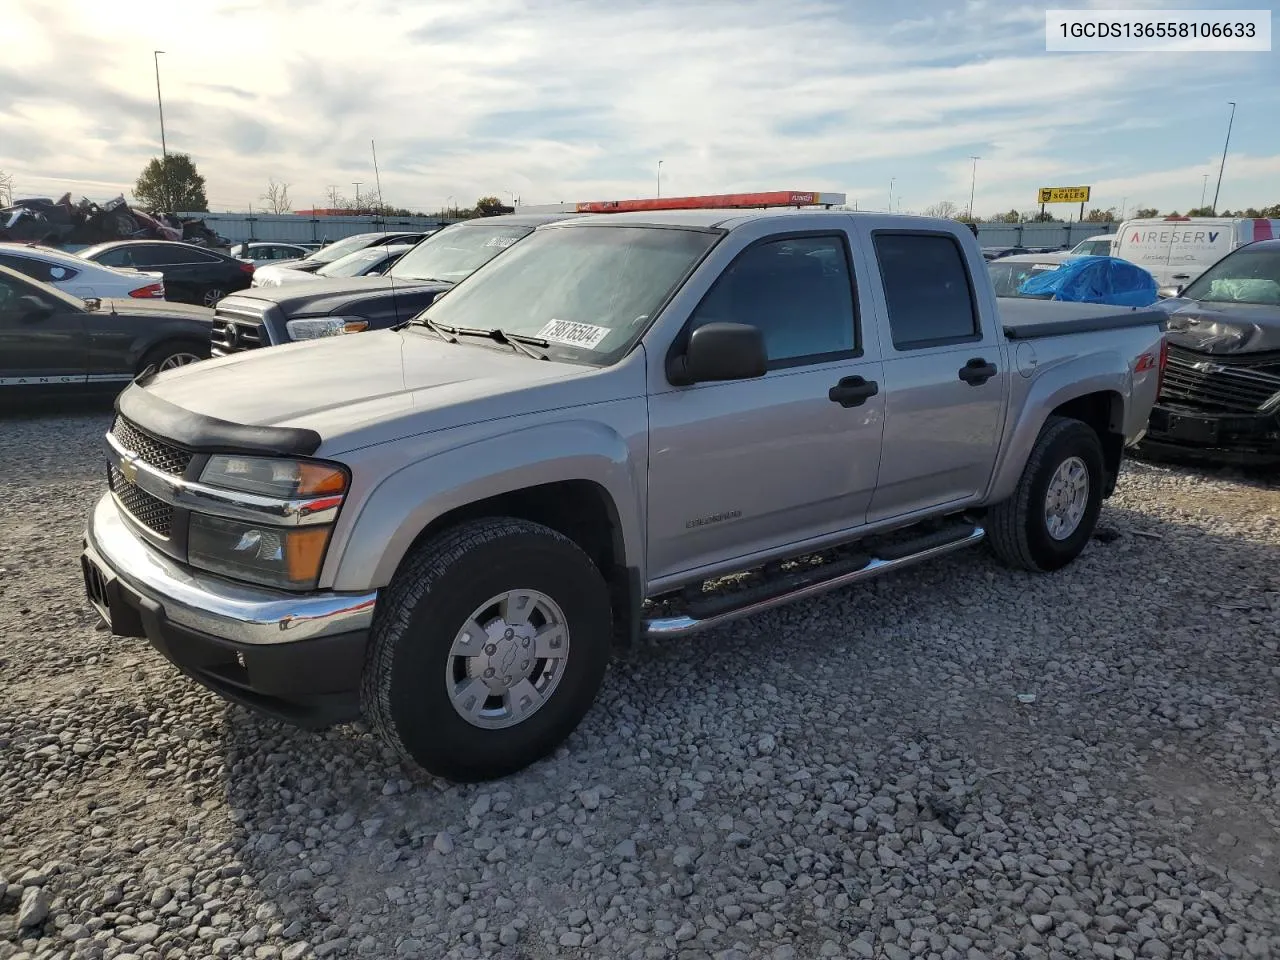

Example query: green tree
[1135,207,1159,218]
[996,209,1022,223]
[474,196,505,216]
[1084,207,1116,222]
[1030,211,1056,222]
[1186,206,1214,217]
[134,153,208,212]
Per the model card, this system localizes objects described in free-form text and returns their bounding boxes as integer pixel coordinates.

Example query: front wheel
[987,416,1105,572]
[361,518,613,782]
[138,340,208,375]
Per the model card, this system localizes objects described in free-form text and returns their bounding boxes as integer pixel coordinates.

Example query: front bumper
[81,494,377,727]
[1139,404,1280,465]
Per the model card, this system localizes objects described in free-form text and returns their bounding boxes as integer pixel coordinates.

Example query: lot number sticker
[484,236,518,248]
[537,319,610,349]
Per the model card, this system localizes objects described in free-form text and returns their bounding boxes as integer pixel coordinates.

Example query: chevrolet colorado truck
[80,210,1167,782]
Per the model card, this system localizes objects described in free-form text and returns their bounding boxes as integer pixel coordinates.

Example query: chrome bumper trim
[105,431,341,527]
[85,494,376,646]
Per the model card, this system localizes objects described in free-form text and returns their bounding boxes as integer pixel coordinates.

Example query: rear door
[857,227,1007,523]
[0,271,88,390]
[646,224,886,582]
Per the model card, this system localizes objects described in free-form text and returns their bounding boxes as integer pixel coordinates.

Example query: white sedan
[0,243,165,300]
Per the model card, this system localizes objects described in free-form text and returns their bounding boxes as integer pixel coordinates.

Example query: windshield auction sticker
[537,319,610,349]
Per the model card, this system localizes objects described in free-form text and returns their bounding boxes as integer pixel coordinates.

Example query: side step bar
[641,524,985,640]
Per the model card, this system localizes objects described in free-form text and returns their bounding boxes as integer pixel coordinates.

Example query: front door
[859,229,1006,523]
[646,231,886,584]
[0,272,88,390]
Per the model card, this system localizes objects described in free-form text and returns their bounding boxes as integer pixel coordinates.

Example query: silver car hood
[143,326,612,450]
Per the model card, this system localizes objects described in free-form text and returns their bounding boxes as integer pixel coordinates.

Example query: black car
[210,214,578,355]
[78,240,256,307]
[1141,238,1280,464]
[269,231,432,276]
[0,264,213,400]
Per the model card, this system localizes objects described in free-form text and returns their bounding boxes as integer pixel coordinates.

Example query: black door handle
[958,357,997,385]
[829,375,879,407]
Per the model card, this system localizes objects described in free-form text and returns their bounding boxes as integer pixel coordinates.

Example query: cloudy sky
[0,0,1275,218]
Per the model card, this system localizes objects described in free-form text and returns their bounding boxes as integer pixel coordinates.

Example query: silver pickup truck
[80,210,1167,782]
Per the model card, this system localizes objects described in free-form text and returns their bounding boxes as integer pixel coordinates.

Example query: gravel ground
[2,408,1279,960]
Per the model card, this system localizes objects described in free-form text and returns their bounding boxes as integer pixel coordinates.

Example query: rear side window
[874,233,980,349]
[0,253,79,283]
[689,234,858,367]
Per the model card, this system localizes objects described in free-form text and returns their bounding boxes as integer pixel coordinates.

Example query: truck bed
[999,298,1167,340]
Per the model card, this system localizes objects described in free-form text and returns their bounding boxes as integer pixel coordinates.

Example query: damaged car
[1141,238,1280,464]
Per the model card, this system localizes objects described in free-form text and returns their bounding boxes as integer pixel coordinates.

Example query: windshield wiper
[410,315,459,342]
[450,326,549,360]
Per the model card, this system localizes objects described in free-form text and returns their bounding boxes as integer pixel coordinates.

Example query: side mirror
[1156,284,1184,299]
[667,322,768,386]
[17,295,54,321]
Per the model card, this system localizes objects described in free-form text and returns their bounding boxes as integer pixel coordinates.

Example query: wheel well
[137,337,209,372]
[1050,391,1124,496]
[401,481,639,648]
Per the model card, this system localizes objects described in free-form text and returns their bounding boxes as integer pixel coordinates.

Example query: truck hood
[228,276,449,316]
[141,325,610,448]
[1157,297,1280,354]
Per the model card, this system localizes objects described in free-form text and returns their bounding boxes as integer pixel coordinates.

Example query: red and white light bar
[574,190,846,214]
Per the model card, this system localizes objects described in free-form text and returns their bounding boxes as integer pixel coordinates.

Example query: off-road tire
[361,518,613,782]
[987,416,1105,572]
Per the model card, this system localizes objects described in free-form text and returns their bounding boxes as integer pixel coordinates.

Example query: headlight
[200,455,347,499]
[189,515,332,590]
[286,316,369,340]
[190,456,349,590]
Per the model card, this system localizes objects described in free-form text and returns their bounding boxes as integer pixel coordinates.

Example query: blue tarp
[1017,256,1159,307]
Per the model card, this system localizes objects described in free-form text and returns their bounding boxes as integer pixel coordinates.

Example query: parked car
[0,242,165,300]
[253,243,414,287]
[80,208,1167,782]
[989,253,1158,306]
[251,231,431,286]
[78,241,254,307]
[1067,234,1116,258]
[230,242,315,266]
[987,254,1068,296]
[0,264,211,399]
[1139,238,1280,464]
[213,214,577,355]
[1113,216,1280,289]
[982,246,1030,261]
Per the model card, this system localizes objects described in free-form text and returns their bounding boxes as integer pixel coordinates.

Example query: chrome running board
[641,524,985,640]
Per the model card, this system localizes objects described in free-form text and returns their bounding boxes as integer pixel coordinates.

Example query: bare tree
[923,200,960,219]
[0,169,14,207]
[260,178,293,214]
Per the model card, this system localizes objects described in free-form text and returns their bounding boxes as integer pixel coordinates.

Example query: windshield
[1180,247,1280,305]
[316,248,391,278]
[415,224,719,364]
[988,261,1059,297]
[1071,239,1112,256]
[308,234,380,263]
[389,223,534,282]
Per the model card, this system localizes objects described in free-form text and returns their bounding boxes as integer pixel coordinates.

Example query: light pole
[153,51,168,209]
[1119,196,1127,222]
[889,178,895,213]
[657,160,663,198]
[352,182,363,210]
[1211,101,1236,216]
[967,156,980,221]
[1200,174,1208,210]
[446,195,454,220]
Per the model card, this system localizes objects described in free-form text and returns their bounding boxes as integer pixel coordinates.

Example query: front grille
[1159,346,1280,414]
[109,466,173,538]
[111,417,193,476]
[211,300,268,355]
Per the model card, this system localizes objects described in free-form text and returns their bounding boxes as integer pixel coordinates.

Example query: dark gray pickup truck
[211,214,578,355]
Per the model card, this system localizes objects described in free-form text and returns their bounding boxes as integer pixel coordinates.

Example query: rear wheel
[987,416,1105,572]
[361,518,613,782]
[202,286,226,307]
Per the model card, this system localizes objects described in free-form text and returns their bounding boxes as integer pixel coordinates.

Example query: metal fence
[972,221,1117,248]
[175,212,453,244]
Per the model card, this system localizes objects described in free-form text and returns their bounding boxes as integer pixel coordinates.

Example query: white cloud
[0,0,1272,216]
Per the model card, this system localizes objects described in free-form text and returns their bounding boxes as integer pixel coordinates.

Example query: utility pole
[889,178,895,213]
[1211,101,1236,216]
[352,182,363,211]
[326,185,340,209]
[1200,174,1208,210]
[657,160,663,198]
[967,156,980,221]
[371,140,384,214]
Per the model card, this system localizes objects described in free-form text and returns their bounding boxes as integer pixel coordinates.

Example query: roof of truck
[545,209,949,231]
